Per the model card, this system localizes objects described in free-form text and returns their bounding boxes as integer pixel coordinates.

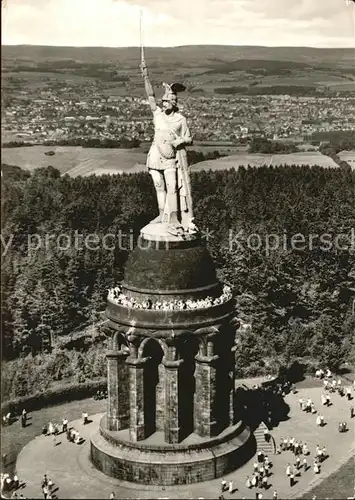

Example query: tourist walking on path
[13,474,19,489]
[228,480,233,493]
[21,410,26,428]
[62,418,68,433]
[47,422,54,436]
[42,485,49,500]
[261,476,267,489]
[221,479,227,492]
[286,463,292,477]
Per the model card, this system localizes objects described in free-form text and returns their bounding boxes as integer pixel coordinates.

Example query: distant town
[3,82,355,146]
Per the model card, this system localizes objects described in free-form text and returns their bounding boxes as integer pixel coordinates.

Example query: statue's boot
[168,211,180,225]
[151,209,164,224]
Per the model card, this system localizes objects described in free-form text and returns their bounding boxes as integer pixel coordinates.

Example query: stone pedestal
[91,224,254,484]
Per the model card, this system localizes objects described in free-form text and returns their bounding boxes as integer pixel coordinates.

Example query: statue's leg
[149,169,166,223]
[164,167,179,225]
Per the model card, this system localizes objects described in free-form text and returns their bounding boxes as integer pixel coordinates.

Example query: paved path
[15,382,354,499]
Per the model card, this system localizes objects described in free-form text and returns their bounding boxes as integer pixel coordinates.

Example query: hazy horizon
[2,0,355,49]
[2,43,354,50]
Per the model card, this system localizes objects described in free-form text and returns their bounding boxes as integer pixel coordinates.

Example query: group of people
[323,377,352,399]
[298,397,317,413]
[2,409,27,429]
[321,374,354,430]
[41,474,54,500]
[42,418,69,437]
[219,451,279,500]
[66,427,82,444]
[0,473,24,497]
[93,390,107,400]
[108,284,233,311]
[2,412,12,427]
[268,436,328,495]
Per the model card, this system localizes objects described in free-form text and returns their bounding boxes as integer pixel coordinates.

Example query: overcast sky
[2,0,355,48]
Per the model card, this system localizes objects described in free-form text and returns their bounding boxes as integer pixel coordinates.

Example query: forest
[1,164,355,401]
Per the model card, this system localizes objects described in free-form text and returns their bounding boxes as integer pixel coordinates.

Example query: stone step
[254,421,276,455]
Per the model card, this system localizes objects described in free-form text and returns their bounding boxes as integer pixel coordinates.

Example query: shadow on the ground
[236,385,291,431]
[235,361,312,431]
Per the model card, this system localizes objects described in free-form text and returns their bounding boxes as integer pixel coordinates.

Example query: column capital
[106,349,129,359]
[126,356,149,367]
[195,354,219,365]
[162,358,183,369]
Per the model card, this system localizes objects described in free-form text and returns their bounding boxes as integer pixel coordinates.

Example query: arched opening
[140,338,164,438]
[178,336,199,440]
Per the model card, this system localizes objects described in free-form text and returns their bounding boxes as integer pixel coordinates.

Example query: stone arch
[138,336,167,360]
[112,332,128,351]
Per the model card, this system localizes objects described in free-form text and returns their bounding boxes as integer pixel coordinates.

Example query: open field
[1,147,340,176]
[192,151,340,171]
[1,146,147,176]
[338,150,355,170]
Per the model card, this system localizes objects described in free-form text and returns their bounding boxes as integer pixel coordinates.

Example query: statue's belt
[152,140,177,160]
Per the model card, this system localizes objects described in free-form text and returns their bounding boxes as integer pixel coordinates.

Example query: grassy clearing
[1,398,105,475]
[301,456,355,499]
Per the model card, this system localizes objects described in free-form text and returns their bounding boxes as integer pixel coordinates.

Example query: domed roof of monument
[123,239,217,292]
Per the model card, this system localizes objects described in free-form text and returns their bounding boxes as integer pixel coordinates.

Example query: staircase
[254,421,276,455]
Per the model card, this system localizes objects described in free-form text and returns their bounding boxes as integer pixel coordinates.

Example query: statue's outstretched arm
[140,61,157,112]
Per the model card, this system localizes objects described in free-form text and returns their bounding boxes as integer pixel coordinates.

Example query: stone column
[107,349,129,431]
[229,343,237,425]
[126,355,149,442]
[163,344,183,444]
[194,339,219,437]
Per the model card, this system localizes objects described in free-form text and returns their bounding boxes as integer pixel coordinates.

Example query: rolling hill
[2,45,354,69]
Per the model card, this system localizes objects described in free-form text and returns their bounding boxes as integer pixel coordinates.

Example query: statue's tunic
[147,107,193,217]
[147,107,192,171]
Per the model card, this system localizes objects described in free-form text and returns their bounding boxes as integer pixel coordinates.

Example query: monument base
[140,221,198,243]
[90,416,255,485]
